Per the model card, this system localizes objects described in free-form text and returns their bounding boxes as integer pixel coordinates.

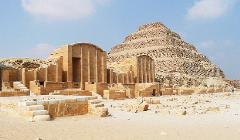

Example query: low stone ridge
[108,22,225,87]
[0,58,57,69]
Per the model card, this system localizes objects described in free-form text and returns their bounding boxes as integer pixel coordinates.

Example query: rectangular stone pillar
[149,60,152,83]
[110,69,113,84]
[95,50,98,83]
[88,49,91,83]
[101,54,105,83]
[152,61,155,82]
[137,60,140,83]
[116,74,119,83]
[80,47,83,89]
[143,57,147,83]
[56,57,63,82]
[141,59,144,83]
[148,59,151,83]
[34,70,37,81]
[67,45,73,82]
[22,68,26,85]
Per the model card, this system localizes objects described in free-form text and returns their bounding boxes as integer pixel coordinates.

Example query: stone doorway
[152,89,156,96]
[72,57,81,82]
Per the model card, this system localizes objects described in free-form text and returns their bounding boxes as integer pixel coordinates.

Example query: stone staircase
[18,101,50,121]
[88,99,108,117]
[13,81,30,92]
[92,92,103,99]
[2,82,13,91]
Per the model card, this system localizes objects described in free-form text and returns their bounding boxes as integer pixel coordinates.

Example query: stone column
[143,57,147,83]
[34,70,37,81]
[88,49,91,83]
[148,59,151,83]
[101,54,105,83]
[80,47,83,89]
[67,45,73,82]
[152,61,155,82]
[116,74,119,83]
[141,58,144,83]
[149,60,152,83]
[137,60,139,83]
[22,68,26,85]
[45,68,48,81]
[56,57,63,82]
[110,69,113,84]
[95,49,98,83]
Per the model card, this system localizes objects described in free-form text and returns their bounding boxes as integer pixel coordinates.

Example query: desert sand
[1,92,240,140]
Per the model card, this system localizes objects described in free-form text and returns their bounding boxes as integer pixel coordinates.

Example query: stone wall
[30,81,65,95]
[85,82,108,96]
[103,90,126,100]
[0,91,28,97]
[135,83,159,97]
[51,89,92,96]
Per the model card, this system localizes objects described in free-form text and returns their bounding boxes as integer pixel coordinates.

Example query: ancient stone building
[0,22,232,98]
[0,43,108,96]
[107,55,155,84]
[108,22,226,87]
[49,43,107,89]
[105,55,159,98]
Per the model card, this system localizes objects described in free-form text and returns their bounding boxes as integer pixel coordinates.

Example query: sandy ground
[1,92,240,140]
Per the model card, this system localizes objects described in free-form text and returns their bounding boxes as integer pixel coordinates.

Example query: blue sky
[0,0,239,80]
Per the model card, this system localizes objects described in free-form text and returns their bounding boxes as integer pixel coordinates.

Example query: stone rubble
[105,92,233,116]
[0,58,57,69]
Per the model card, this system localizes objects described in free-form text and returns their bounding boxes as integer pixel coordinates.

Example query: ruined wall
[43,99,88,118]
[46,64,56,82]
[0,91,28,97]
[51,89,92,96]
[29,81,65,95]
[135,83,159,97]
[36,68,46,82]
[85,82,108,96]
[103,90,127,100]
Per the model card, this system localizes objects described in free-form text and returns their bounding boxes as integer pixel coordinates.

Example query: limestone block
[19,101,37,106]
[26,105,44,111]
[206,107,220,112]
[76,97,88,102]
[144,98,160,104]
[138,102,149,111]
[94,107,108,117]
[88,100,101,105]
[33,115,50,121]
[49,100,59,105]
[32,110,49,116]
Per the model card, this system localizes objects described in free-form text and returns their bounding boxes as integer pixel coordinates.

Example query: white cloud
[21,0,110,21]
[187,0,236,20]
[31,43,56,58]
